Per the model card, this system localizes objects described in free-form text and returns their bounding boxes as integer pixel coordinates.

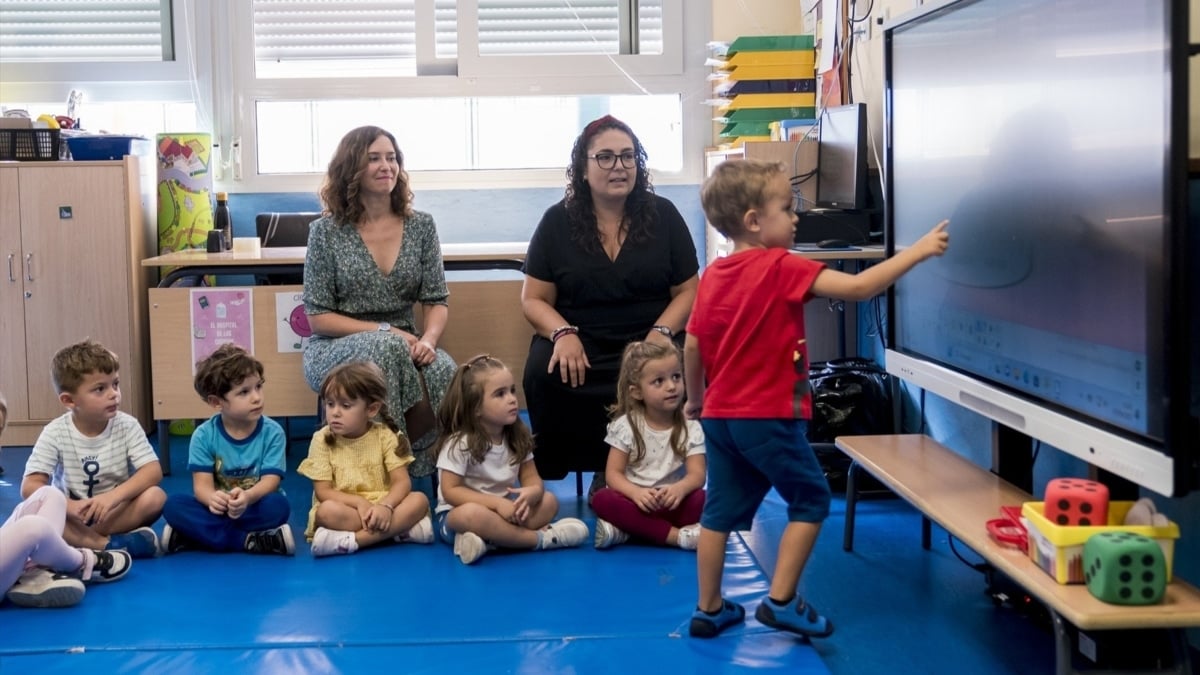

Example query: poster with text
[276,291,312,352]
[190,288,253,373]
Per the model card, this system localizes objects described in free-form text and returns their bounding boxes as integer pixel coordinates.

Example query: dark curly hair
[564,115,657,254]
[319,125,413,225]
[193,344,264,401]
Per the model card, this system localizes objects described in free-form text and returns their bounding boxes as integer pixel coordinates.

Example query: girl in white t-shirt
[434,355,588,565]
[592,341,706,550]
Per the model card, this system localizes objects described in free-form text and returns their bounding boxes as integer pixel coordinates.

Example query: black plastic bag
[806,358,894,492]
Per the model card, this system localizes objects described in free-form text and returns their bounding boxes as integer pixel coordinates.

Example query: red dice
[1044,478,1109,526]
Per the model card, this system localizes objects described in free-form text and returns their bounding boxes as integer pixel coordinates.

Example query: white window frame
[0,0,199,104]
[218,0,709,193]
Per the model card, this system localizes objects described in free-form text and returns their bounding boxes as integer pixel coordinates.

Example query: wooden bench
[837,434,1200,675]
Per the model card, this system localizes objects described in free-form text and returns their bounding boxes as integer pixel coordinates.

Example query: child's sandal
[688,598,746,638]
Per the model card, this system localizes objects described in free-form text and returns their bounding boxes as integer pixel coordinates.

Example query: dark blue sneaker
[689,598,746,638]
[107,527,160,559]
[755,595,834,638]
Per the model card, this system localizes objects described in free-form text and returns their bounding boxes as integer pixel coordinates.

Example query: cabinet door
[19,165,131,420]
[0,168,28,421]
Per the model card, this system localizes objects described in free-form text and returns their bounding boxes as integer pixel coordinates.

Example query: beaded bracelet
[550,325,579,342]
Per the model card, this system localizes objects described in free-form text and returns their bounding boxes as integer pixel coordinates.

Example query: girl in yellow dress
[299,362,434,557]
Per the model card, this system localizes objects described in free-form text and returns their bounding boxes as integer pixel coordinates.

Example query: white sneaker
[677,523,701,551]
[310,527,358,557]
[396,515,435,544]
[5,568,86,608]
[538,518,589,550]
[453,532,488,565]
[593,518,629,549]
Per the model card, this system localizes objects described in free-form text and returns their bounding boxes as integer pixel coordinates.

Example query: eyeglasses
[588,151,637,170]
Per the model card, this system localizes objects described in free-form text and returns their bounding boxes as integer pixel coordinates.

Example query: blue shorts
[434,509,454,545]
[699,418,831,532]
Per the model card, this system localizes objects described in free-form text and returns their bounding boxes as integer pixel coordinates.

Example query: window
[228,0,701,189]
[0,0,195,107]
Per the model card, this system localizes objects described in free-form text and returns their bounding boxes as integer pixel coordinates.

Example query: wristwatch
[378,322,391,332]
[652,324,673,338]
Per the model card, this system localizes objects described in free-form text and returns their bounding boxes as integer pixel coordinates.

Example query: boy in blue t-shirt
[160,344,294,555]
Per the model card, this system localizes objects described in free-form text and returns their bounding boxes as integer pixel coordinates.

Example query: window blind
[0,0,172,62]
[253,0,662,75]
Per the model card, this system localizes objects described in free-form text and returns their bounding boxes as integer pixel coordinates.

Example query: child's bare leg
[314,500,364,532]
[770,521,821,600]
[520,492,559,530]
[696,527,730,612]
[446,502,539,549]
[63,519,108,550]
[92,487,167,538]
[372,491,429,544]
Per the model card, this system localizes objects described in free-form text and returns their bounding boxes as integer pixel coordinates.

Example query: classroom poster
[190,288,253,373]
[276,291,312,353]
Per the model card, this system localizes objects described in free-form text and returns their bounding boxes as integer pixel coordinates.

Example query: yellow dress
[296,422,413,539]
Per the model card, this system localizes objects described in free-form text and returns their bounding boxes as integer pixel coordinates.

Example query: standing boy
[683,160,949,638]
[160,344,295,555]
[22,340,165,559]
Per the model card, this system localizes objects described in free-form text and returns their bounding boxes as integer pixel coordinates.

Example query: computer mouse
[816,238,852,249]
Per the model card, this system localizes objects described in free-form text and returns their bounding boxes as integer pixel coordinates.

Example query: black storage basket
[0,128,61,161]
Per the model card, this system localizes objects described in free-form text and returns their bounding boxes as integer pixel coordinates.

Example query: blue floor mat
[0,443,827,673]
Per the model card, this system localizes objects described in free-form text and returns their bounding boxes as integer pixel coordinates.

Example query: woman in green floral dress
[303,126,456,503]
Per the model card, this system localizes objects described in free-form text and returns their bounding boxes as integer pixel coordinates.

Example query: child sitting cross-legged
[591,341,706,550]
[160,344,295,556]
[434,355,589,565]
[21,340,165,559]
[299,362,434,557]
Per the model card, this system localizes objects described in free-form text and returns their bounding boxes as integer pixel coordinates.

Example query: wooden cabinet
[0,158,153,445]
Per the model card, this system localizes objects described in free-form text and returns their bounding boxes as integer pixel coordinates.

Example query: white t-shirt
[434,434,533,514]
[604,414,705,488]
[24,412,159,499]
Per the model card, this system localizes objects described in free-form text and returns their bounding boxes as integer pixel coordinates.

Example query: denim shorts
[699,418,831,532]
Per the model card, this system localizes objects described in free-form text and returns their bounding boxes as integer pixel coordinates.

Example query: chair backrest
[254,212,320,285]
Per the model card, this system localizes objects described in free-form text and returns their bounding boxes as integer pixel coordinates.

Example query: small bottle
[213,192,233,251]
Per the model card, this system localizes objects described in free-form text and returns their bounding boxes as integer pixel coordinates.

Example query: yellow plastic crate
[722,50,816,68]
[726,65,816,81]
[723,93,817,110]
[1021,501,1179,585]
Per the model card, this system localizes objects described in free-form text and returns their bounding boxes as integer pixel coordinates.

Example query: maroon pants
[591,486,706,545]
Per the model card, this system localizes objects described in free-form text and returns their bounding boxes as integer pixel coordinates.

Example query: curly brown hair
[193,344,264,401]
[319,361,411,458]
[564,115,657,254]
[318,125,413,225]
[51,340,120,395]
[435,355,533,466]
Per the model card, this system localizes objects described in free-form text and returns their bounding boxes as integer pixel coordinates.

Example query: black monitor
[815,103,868,210]
[884,0,1195,496]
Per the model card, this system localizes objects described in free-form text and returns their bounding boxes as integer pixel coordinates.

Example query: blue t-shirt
[187,415,286,491]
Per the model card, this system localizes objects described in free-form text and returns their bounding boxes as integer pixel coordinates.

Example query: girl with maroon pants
[591,341,706,550]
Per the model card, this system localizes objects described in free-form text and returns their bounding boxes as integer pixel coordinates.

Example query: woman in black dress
[521,115,700,498]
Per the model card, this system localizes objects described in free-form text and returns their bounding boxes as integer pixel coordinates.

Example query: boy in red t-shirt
[684,159,949,638]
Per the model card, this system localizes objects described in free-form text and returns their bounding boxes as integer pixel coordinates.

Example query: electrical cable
[948,534,990,574]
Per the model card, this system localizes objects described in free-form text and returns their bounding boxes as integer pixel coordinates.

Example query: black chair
[255,212,319,285]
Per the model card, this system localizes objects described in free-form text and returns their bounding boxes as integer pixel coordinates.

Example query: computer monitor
[815,103,868,210]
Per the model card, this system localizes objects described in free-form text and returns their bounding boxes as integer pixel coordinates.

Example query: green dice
[1083,532,1166,605]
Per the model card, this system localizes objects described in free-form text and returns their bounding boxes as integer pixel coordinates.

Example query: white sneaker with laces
[538,518,589,550]
[677,523,701,551]
[5,568,86,608]
[396,515,435,544]
[310,527,358,557]
[453,532,488,565]
[593,518,629,549]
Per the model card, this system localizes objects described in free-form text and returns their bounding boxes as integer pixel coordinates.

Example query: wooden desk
[143,243,531,470]
[837,434,1200,674]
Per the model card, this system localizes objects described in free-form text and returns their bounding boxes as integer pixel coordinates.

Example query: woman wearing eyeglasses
[521,115,700,502]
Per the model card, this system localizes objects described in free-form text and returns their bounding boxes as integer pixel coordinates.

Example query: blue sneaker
[689,598,745,638]
[107,527,160,559]
[755,595,835,638]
